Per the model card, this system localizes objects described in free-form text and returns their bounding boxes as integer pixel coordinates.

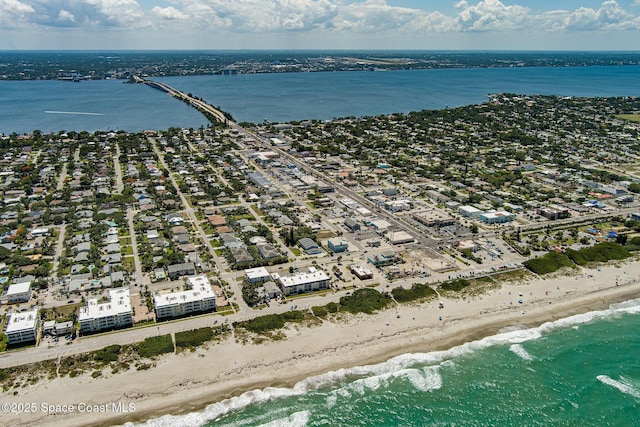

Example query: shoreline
[6,262,640,427]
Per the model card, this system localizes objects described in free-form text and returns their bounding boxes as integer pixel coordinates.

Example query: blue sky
[1,0,639,50]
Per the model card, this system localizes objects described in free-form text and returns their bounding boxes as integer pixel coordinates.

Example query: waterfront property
[154,275,216,320]
[78,288,133,334]
[271,267,330,296]
[5,309,39,345]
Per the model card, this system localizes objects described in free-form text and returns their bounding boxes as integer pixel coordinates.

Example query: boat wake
[45,110,104,116]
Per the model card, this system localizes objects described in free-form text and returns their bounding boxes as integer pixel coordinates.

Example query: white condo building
[271,267,330,296]
[5,309,39,345]
[154,275,216,320]
[6,282,31,304]
[78,288,132,333]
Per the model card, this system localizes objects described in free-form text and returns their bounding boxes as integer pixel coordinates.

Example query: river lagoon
[2,65,640,134]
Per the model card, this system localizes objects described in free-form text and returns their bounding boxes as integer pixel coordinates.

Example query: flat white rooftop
[7,282,31,296]
[482,211,513,219]
[274,268,330,288]
[154,275,215,308]
[78,288,131,321]
[244,267,270,280]
[460,205,482,213]
[351,264,373,276]
[6,309,38,333]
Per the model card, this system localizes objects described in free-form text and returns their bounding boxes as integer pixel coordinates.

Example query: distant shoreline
[1,50,640,82]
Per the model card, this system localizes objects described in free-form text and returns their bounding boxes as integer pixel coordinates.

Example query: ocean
[136,299,640,427]
[2,65,640,134]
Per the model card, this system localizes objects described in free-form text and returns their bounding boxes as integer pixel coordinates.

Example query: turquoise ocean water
[2,65,640,134]
[134,299,640,427]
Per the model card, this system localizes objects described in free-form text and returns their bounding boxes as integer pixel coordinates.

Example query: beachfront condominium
[78,288,133,334]
[5,309,39,345]
[154,275,216,320]
[271,267,330,296]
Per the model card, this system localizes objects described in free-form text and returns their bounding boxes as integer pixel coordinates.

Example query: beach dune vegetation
[339,288,391,314]
[565,242,630,266]
[136,335,174,358]
[524,243,630,275]
[391,283,436,302]
[440,279,471,292]
[175,328,215,350]
[523,252,573,275]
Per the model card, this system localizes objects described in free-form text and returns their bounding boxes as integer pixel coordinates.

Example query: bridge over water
[141,78,229,124]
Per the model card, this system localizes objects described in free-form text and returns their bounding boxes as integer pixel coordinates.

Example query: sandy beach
[5,260,640,427]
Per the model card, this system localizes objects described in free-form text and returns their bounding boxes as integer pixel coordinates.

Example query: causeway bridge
[141,78,228,124]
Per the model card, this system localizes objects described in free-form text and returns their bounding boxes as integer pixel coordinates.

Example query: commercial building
[459,205,483,218]
[246,171,271,189]
[344,218,361,231]
[298,237,323,255]
[350,264,373,280]
[328,238,349,253]
[5,309,39,345]
[412,210,456,227]
[479,211,515,224]
[78,288,133,334]
[367,252,398,267]
[6,282,31,304]
[154,275,216,320]
[271,267,330,296]
[537,205,570,220]
[387,230,415,245]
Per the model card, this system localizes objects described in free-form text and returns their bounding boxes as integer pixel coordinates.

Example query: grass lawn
[41,302,84,322]
[616,114,640,123]
[122,256,135,272]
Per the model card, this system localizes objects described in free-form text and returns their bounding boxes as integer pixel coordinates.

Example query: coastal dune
[5,261,640,427]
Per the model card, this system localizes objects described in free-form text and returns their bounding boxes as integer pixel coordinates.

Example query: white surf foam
[256,410,310,427]
[128,298,640,427]
[597,375,640,399]
[509,344,534,361]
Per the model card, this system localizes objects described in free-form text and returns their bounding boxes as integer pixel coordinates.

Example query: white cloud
[4,0,640,37]
[454,0,531,32]
[537,0,640,32]
[83,0,148,27]
[58,9,75,22]
[0,0,35,27]
[151,6,188,20]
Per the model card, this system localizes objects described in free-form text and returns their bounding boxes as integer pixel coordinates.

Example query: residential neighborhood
[1,94,640,355]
